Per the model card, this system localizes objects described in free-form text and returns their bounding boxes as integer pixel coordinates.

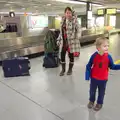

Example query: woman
[57,7,81,76]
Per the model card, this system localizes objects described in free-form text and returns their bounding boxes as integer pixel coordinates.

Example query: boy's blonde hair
[95,37,108,47]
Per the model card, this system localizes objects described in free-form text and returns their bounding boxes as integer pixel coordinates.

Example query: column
[48,16,55,29]
[86,1,92,28]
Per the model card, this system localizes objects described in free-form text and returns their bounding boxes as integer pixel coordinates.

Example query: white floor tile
[0,34,120,120]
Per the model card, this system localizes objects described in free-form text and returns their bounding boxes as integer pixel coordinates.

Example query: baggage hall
[0,0,120,120]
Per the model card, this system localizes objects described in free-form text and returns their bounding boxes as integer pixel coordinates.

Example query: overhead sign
[106,8,116,14]
[9,12,15,17]
[97,9,104,15]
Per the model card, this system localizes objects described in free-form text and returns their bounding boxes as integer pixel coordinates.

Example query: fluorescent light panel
[55,0,103,6]
[117,9,120,12]
[92,3,103,7]
[55,0,86,5]
[0,12,32,15]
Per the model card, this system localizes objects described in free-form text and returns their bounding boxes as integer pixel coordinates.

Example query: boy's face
[97,41,109,54]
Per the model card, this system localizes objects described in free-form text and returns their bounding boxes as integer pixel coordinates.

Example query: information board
[106,8,116,14]
[97,9,104,15]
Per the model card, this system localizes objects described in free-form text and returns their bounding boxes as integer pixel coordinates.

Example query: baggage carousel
[0,35,45,61]
[0,28,119,61]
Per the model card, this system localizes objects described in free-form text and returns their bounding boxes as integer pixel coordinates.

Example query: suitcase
[2,57,30,77]
[43,53,59,68]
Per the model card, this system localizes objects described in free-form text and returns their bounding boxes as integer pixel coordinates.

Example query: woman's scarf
[60,10,78,39]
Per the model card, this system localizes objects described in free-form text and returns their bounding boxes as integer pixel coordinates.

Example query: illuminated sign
[87,11,92,19]
[9,12,15,17]
[106,8,116,14]
[97,9,104,15]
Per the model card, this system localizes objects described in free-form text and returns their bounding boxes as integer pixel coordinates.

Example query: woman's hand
[57,41,60,46]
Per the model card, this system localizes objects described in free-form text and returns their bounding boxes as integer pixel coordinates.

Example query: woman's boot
[67,63,73,75]
[59,63,66,76]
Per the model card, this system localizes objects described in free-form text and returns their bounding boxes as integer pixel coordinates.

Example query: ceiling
[0,0,120,15]
[82,0,120,4]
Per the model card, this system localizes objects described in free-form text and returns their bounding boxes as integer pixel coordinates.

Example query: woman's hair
[64,7,73,13]
[95,37,108,47]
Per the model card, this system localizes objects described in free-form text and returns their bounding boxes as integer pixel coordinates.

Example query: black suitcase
[43,53,59,68]
[2,57,30,77]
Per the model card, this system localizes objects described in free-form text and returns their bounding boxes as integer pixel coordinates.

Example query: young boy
[85,37,120,111]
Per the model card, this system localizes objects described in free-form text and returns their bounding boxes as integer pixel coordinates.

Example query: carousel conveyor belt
[0,42,44,61]
[0,34,45,61]
[0,42,44,53]
[1,28,119,61]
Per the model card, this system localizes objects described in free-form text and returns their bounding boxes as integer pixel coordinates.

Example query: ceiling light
[22,8,25,10]
[5,4,10,6]
[92,3,103,7]
[54,0,103,7]
[8,1,20,4]
[0,12,32,15]
[54,0,86,5]
[47,4,51,6]
[34,6,38,8]
[8,2,15,3]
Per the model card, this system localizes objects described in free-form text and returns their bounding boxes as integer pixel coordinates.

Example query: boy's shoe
[87,101,94,109]
[94,104,103,111]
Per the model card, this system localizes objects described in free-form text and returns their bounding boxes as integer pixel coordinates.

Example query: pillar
[86,1,92,28]
[48,16,55,29]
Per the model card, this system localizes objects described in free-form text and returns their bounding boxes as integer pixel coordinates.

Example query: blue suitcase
[2,57,30,77]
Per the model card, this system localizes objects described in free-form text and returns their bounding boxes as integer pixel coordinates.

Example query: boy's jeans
[89,78,107,104]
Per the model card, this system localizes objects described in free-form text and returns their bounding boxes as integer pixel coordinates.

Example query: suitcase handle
[27,60,31,69]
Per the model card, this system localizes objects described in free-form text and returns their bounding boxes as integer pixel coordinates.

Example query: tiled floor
[0,34,120,120]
